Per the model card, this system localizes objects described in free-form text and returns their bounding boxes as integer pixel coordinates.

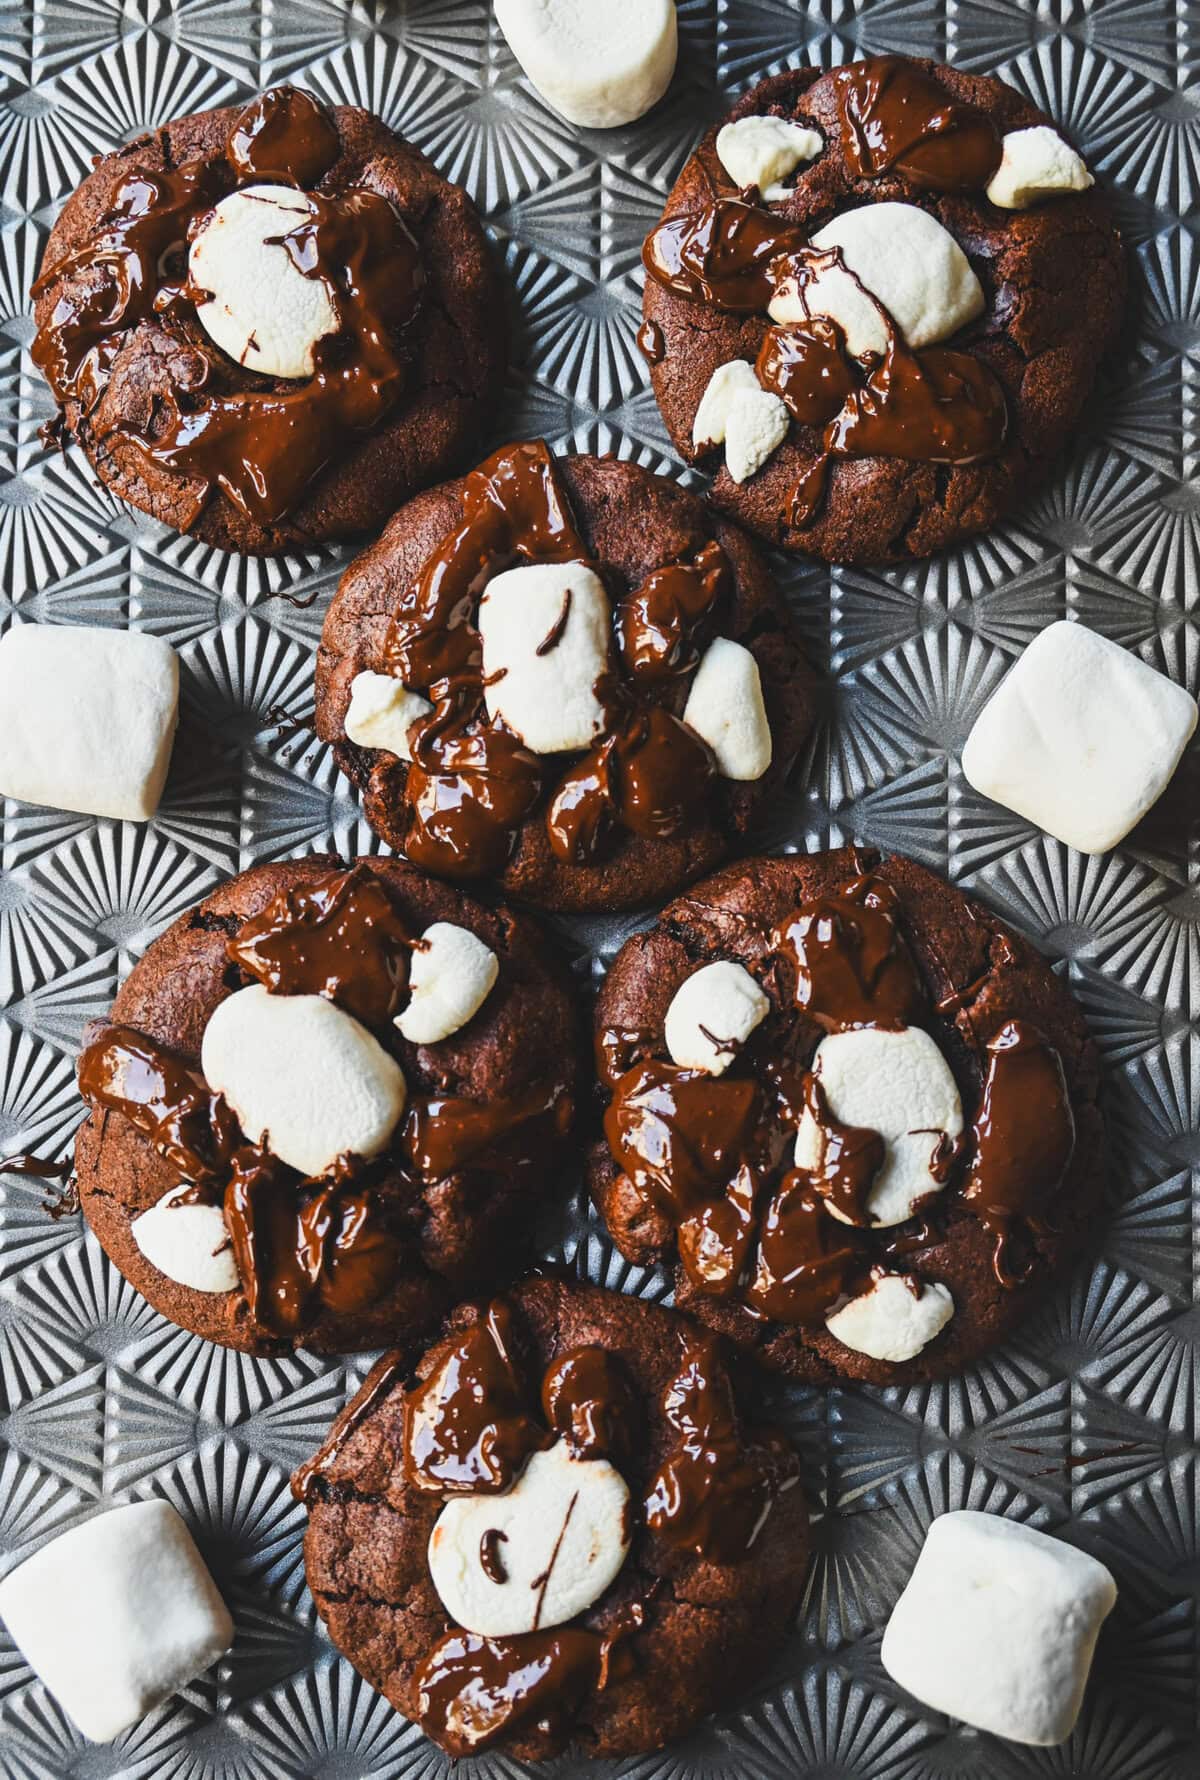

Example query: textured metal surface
[0,1,1197,1774]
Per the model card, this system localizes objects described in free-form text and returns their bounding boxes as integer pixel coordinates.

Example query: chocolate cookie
[294,1274,809,1759]
[589,847,1105,1386]
[73,857,580,1355]
[641,56,1125,564]
[316,441,819,913]
[31,86,505,554]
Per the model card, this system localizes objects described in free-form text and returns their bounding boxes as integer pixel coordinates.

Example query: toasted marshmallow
[882,1511,1117,1746]
[682,638,772,781]
[344,671,432,763]
[986,126,1094,210]
[716,115,823,198]
[769,202,984,357]
[201,983,406,1177]
[0,1501,233,1743]
[826,1273,954,1362]
[427,1439,630,1637]
[478,561,610,754]
[961,620,1198,855]
[395,922,499,1045]
[797,1026,962,1227]
[664,959,769,1075]
[190,184,338,380]
[131,1186,238,1295]
[494,0,677,129]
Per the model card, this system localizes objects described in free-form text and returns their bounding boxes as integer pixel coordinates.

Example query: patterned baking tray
[0,1,1197,1774]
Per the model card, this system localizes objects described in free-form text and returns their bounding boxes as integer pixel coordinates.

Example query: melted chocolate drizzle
[77,1024,240,1185]
[541,1348,637,1462]
[32,86,424,529]
[833,56,1002,193]
[415,1627,605,1757]
[773,872,926,1029]
[403,1303,547,1495]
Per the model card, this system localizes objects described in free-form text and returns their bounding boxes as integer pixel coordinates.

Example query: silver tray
[1,2,1197,1774]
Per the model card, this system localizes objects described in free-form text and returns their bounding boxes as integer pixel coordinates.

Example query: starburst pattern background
[0,0,1198,1773]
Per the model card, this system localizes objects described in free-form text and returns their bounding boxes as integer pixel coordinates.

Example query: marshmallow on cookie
[344,671,432,763]
[665,959,769,1075]
[826,1272,954,1362]
[716,115,823,199]
[395,923,499,1045]
[478,562,610,754]
[190,184,339,379]
[131,1186,239,1295]
[986,126,1094,210]
[692,359,790,484]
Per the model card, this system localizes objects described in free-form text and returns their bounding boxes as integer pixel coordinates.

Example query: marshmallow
[0,624,178,823]
[344,670,431,763]
[882,1511,1117,1746]
[201,984,406,1177]
[682,638,772,781]
[693,358,760,451]
[494,0,677,129]
[395,922,499,1046]
[131,1186,239,1295]
[986,126,1094,210]
[478,561,610,754]
[797,1026,962,1228]
[0,1500,233,1742]
[716,116,823,199]
[725,387,791,483]
[664,959,769,1076]
[770,203,984,357]
[190,185,338,380]
[428,1440,630,1637]
[962,622,1198,855]
[826,1273,954,1362]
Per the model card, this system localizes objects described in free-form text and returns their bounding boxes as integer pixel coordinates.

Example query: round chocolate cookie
[73,856,580,1355]
[641,55,1125,564]
[294,1274,809,1759]
[316,441,818,913]
[31,85,505,554]
[589,847,1105,1386]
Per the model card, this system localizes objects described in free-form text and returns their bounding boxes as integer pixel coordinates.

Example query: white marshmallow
[428,1440,630,1637]
[0,624,178,823]
[961,621,1198,855]
[395,922,499,1046]
[770,202,984,357]
[0,1500,233,1742]
[692,358,761,451]
[201,984,406,1178]
[825,1273,954,1362]
[716,116,823,199]
[882,1511,1117,1746]
[664,959,769,1076]
[682,637,772,781]
[725,387,791,483]
[478,561,610,754]
[797,1026,962,1228]
[494,0,677,129]
[343,670,431,763]
[986,126,1094,210]
[131,1186,239,1295]
[190,185,338,380]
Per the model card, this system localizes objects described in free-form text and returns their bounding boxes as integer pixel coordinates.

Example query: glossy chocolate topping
[403,1303,547,1495]
[637,317,666,363]
[644,1335,781,1563]
[797,1075,885,1225]
[415,1627,604,1757]
[963,1020,1076,1285]
[746,1170,865,1323]
[833,55,1002,193]
[33,87,425,529]
[604,1061,760,1214]
[642,197,806,312]
[541,1347,637,1462]
[375,440,731,878]
[77,1025,239,1185]
[756,318,856,427]
[773,873,926,1029]
[227,863,413,1026]
[403,1085,562,1181]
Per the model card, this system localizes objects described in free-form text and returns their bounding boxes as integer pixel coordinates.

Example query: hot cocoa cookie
[641,56,1125,564]
[589,848,1105,1386]
[316,442,818,913]
[31,86,505,554]
[73,857,580,1355]
[294,1275,809,1759]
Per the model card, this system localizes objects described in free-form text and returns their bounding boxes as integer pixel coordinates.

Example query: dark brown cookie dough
[31,87,505,554]
[294,1275,810,1760]
[642,58,1125,564]
[589,848,1105,1386]
[74,857,581,1355]
[316,446,819,914]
